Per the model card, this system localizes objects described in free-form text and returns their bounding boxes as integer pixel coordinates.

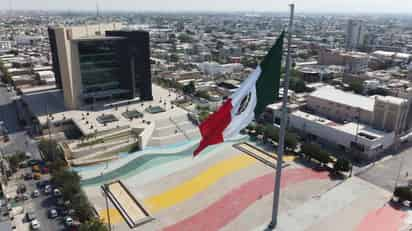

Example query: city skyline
[1,0,412,14]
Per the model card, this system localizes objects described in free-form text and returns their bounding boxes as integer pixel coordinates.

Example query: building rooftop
[292,110,389,141]
[375,95,408,105]
[309,86,375,112]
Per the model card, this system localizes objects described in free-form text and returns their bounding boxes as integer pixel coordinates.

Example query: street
[0,84,56,230]
[358,145,412,192]
[0,84,41,160]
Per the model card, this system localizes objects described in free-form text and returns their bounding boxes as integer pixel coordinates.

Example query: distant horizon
[1,9,412,17]
[1,0,412,15]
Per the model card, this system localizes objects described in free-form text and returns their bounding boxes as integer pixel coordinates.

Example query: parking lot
[1,162,76,231]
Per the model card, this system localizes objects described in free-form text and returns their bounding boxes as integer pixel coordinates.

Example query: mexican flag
[194,32,284,156]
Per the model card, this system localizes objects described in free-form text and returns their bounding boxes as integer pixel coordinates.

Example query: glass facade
[78,39,131,103]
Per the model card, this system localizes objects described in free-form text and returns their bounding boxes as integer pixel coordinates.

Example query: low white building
[197,62,243,76]
[267,103,395,159]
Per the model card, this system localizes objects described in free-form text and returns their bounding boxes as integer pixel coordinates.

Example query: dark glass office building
[48,26,152,109]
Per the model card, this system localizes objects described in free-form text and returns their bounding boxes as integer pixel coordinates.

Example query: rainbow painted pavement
[79,141,411,231]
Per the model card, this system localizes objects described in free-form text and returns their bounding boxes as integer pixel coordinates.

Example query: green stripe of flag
[254,31,285,117]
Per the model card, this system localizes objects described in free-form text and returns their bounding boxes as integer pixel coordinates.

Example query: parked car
[21,193,29,201]
[36,180,49,189]
[23,173,33,180]
[53,188,62,197]
[65,216,73,227]
[41,167,49,174]
[17,184,26,194]
[31,165,40,173]
[48,208,58,219]
[32,190,40,198]
[26,211,36,222]
[30,219,40,230]
[44,185,52,194]
[27,159,39,167]
[33,173,41,180]
[19,162,28,169]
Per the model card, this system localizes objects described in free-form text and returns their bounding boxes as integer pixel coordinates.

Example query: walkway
[163,168,330,231]
[143,154,258,213]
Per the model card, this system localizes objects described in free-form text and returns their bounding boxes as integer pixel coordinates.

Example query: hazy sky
[2,0,412,13]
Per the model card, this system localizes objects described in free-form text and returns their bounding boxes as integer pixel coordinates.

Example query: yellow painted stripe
[143,154,257,213]
[99,208,124,224]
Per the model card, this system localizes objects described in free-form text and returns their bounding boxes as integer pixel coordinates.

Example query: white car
[44,185,52,194]
[65,216,73,226]
[32,190,40,198]
[31,219,40,230]
[53,188,62,197]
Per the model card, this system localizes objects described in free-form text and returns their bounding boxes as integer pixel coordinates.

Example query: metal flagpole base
[266,222,276,230]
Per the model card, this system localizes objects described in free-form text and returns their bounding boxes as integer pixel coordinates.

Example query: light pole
[100,162,111,231]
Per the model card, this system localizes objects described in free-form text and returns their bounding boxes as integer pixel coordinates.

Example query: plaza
[76,136,410,231]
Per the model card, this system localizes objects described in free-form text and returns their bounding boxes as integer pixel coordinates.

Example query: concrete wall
[373,96,410,133]
[54,28,76,109]
[138,123,155,149]
[70,41,82,109]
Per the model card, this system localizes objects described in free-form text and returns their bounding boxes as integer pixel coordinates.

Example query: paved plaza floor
[81,142,412,231]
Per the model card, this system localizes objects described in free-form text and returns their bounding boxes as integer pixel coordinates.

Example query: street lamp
[100,162,112,231]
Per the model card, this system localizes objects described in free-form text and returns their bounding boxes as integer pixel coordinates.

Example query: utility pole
[268,3,294,230]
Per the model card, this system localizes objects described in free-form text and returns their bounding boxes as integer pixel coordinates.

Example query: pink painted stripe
[355,205,406,231]
[163,168,329,231]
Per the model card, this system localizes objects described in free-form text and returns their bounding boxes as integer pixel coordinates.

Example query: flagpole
[268,3,295,230]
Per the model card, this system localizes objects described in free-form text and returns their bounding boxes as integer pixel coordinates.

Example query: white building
[363,79,380,92]
[267,103,395,159]
[197,62,243,76]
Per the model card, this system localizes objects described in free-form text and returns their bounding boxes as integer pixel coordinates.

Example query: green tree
[263,125,279,142]
[301,143,333,164]
[51,169,81,196]
[72,192,95,222]
[347,80,364,94]
[38,139,65,162]
[79,218,109,231]
[289,77,308,93]
[394,186,412,202]
[334,158,353,176]
[285,132,299,151]
[7,151,27,172]
[177,33,192,43]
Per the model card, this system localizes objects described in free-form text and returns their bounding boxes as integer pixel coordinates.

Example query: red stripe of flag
[193,99,233,156]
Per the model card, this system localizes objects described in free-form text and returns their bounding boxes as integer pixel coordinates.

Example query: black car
[27,159,39,167]
[23,173,33,180]
[36,180,49,189]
